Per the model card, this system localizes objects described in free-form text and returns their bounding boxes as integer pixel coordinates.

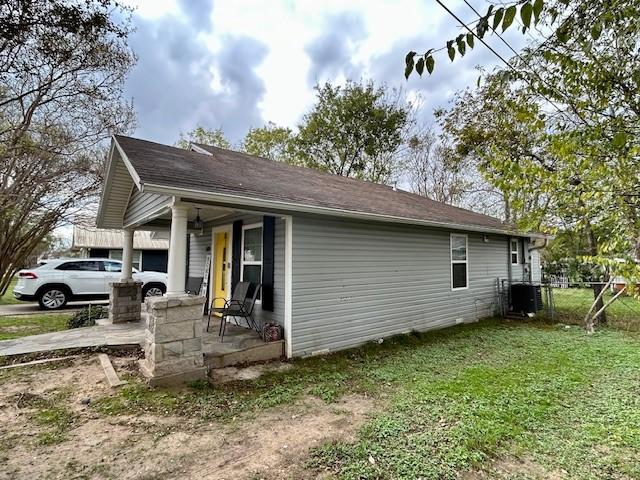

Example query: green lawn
[551,287,640,330]
[95,319,640,479]
[0,279,20,305]
[0,314,71,340]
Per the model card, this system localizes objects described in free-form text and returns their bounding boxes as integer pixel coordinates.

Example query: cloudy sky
[122,0,528,145]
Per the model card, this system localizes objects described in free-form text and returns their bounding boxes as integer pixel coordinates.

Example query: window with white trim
[451,234,468,290]
[241,223,263,299]
[510,239,520,265]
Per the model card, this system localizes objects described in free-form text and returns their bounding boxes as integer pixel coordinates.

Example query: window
[241,224,263,298]
[104,261,122,273]
[109,249,141,270]
[451,234,468,290]
[56,261,101,271]
[510,239,520,265]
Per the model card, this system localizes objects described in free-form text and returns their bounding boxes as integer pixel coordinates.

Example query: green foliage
[67,305,108,329]
[0,0,136,297]
[295,81,410,183]
[241,122,299,164]
[176,126,231,150]
[435,1,640,302]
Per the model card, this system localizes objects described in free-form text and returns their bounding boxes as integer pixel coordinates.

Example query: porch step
[205,340,284,369]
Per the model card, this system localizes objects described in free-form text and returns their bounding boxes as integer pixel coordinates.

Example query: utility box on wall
[510,283,543,314]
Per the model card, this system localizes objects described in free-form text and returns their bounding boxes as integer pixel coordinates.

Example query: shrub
[67,305,108,329]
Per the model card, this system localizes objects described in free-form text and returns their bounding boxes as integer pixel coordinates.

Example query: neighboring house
[97,135,545,358]
[72,226,169,272]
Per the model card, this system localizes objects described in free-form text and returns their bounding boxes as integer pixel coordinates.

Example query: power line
[461,0,589,127]
[434,0,584,127]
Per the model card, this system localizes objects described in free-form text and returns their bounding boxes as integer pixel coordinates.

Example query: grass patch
[0,314,72,340]
[308,322,640,479]
[33,405,76,445]
[552,287,640,330]
[0,279,20,305]
[19,389,77,446]
[92,319,640,478]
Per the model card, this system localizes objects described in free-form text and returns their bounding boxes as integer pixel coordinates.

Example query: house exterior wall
[530,248,542,283]
[123,189,171,227]
[203,214,285,328]
[289,215,520,357]
[188,231,212,279]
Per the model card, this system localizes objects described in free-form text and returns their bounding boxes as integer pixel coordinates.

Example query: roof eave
[96,136,146,229]
[95,140,116,229]
[142,182,541,238]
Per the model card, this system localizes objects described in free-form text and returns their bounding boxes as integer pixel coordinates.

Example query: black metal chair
[206,281,262,337]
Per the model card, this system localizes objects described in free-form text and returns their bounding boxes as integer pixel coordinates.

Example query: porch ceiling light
[193,208,203,230]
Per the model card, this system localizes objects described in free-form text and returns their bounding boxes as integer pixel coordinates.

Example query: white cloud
[121,0,532,143]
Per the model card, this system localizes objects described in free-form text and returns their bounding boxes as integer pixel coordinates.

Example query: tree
[435,72,551,226]
[176,126,231,150]
[430,0,640,330]
[242,122,298,164]
[295,81,410,183]
[404,129,467,204]
[0,0,136,295]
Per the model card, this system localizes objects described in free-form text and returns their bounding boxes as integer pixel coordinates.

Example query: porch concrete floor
[0,314,281,365]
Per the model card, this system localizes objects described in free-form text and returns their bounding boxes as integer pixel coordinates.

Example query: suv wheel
[143,284,165,298]
[38,287,68,310]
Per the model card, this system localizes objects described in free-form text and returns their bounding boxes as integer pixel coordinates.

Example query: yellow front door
[213,232,229,315]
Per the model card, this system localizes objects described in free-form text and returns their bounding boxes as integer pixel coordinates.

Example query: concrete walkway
[0,321,144,356]
[0,316,281,365]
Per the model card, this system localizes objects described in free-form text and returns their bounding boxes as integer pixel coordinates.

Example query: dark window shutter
[262,216,275,311]
[231,220,243,290]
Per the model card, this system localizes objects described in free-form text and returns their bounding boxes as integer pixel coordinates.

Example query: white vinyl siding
[123,189,171,228]
[188,231,212,278]
[290,216,512,357]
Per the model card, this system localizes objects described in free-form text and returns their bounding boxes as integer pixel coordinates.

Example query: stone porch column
[139,294,207,386]
[167,203,188,296]
[108,228,142,324]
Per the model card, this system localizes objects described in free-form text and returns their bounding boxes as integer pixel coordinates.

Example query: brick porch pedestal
[108,281,142,324]
[139,294,207,386]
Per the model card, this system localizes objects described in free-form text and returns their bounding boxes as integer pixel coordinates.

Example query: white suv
[13,258,168,310]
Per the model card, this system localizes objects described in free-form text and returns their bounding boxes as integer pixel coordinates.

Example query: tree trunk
[585,221,607,325]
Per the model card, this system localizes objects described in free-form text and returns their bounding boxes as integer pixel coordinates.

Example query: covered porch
[96,137,293,385]
[105,197,292,385]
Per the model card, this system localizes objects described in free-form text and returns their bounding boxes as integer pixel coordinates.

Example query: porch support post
[121,228,135,281]
[167,203,189,296]
[109,227,141,324]
[283,215,293,358]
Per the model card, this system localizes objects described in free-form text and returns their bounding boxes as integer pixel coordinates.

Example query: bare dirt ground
[0,356,374,480]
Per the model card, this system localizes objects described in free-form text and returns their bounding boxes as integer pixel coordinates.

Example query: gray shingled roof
[114,135,516,233]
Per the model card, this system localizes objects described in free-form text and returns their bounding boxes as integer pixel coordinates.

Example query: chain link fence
[539,282,640,331]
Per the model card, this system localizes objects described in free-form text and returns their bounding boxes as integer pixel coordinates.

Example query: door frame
[211,224,233,304]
